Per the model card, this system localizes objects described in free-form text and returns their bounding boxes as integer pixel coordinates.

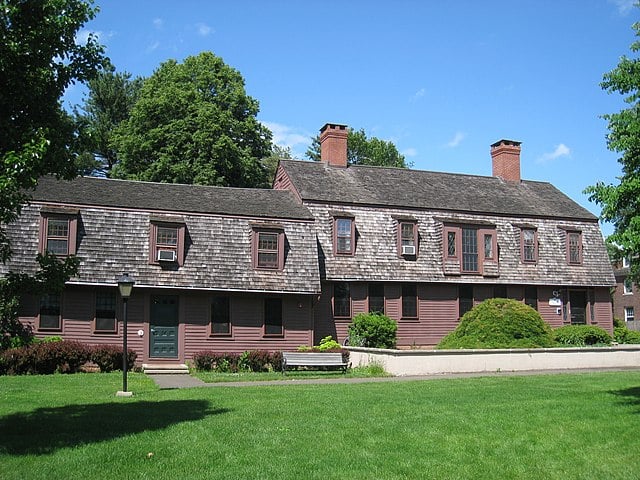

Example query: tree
[585,17,640,283]
[305,128,410,168]
[261,144,293,185]
[74,66,144,176]
[111,51,273,188]
[0,0,105,348]
[0,0,105,261]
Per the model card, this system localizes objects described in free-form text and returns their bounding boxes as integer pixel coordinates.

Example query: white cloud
[76,29,114,46]
[153,18,164,29]
[609,0,635,15]
[196,22,214,37]
[262,122,310,155]
[402,147,418,157]
[146,41,160,53]
[445,132,465,148]
[411,88,426,102]
[537,143,571,163]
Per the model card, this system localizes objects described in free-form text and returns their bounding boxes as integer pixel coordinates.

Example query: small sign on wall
[548,298,562,307]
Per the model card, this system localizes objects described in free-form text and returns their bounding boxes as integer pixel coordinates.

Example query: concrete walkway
[148,366,640,389]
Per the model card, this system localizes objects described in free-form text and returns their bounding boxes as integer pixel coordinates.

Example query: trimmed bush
[348,313,397,348]
[437,298,555,349]
[192,350,284,373]
[0,340,91,375]
[91,344,137,372]
[553,325,612,346]
[614,326,640,344]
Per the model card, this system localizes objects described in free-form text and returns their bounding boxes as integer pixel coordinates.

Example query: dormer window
[150,218,186,266]
[39,209,78,257]
[252,226,285,270]
[567,231,582,265]
[399,221,417,256]
[334,216,355,255]
[521,228,538,263]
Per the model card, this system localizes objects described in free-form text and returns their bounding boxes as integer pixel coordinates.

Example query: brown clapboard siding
[182,294,313,358]
[594,287,613,333]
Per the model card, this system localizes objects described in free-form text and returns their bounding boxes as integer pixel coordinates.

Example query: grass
[1,371,640,479]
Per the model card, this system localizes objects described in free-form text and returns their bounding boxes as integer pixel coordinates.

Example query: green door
[150,295,179,358]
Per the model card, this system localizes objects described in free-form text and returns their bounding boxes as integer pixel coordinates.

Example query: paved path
[148,366,640,389]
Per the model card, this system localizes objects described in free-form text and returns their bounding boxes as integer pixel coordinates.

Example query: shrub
[91,344,137,372]
[317,336,341,351]
[437,298,555,349]
[553,325,612,346]
[614,326,640,344]
[0,340,91,375]
[246,350,273,372]
[348,313,397,348]
[192,350,285,373]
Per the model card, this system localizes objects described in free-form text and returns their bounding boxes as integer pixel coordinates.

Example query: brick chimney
[491,139,521,182]
[320,123,348,167]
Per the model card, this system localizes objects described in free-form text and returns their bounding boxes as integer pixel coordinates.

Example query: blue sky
[67,0,639,236]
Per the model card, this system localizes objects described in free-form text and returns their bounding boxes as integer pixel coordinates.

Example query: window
[567,231,582,265]
[624,278,633,295]
[625,307,635,322]
[257,232,279,269]
[264,298,283,336]
[252,227,285,270]
[623,257,631,268]
[39,214,78,256]
[150,221,185,265]
[444,224,497,274]
[447,230,457,257]
[521,229,537,263]
[462,227,478,272]
[39,294,61,330]
[484,234,494,260]
[211,297,231,336]
[525,286,538,310]
[493,285,507,298]
[334,282,351,318]
[368,283,385,314]
[95,291,117,333]
[335,217,355,255]
[399,221,417,256]
[402,283,418,318]
[459,285,474,318]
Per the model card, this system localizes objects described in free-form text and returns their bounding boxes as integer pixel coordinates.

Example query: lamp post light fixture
[116,272,135,397]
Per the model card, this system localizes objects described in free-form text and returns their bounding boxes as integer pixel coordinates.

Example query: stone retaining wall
[347,345,640,376]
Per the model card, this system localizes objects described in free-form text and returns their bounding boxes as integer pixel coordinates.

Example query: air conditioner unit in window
[402,245,416,256]
[157,250,177,262]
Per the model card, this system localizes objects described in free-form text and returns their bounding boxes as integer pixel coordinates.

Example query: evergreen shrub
[437,298,555,349]
[553,325,612,346]
[348,313,397,348]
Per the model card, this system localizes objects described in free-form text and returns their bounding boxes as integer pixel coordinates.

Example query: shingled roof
[279,160,597,221]
[31,176,314,220]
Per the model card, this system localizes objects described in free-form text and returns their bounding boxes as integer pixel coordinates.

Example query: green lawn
[1,371,640,479]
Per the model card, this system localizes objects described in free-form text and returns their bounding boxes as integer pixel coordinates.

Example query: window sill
[334,317,352,322]
[263,334,284,339]
[93,331,117,335]
[38,327,62,332]
[209,333,233,338]
[400,318,419,322]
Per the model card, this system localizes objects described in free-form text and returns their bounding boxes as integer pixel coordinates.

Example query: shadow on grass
[610,386,640,412]
[0,400,228,455]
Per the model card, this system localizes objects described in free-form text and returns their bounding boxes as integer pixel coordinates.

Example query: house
[274,123,615,346]
[1,122,615,364]
[612,257,639,329]
[1,177,320,365]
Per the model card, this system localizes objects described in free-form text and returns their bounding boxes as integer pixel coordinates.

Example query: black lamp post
[117,273,135,396]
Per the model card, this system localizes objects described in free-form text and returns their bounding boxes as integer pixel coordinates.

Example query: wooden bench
[282,352,349,374]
